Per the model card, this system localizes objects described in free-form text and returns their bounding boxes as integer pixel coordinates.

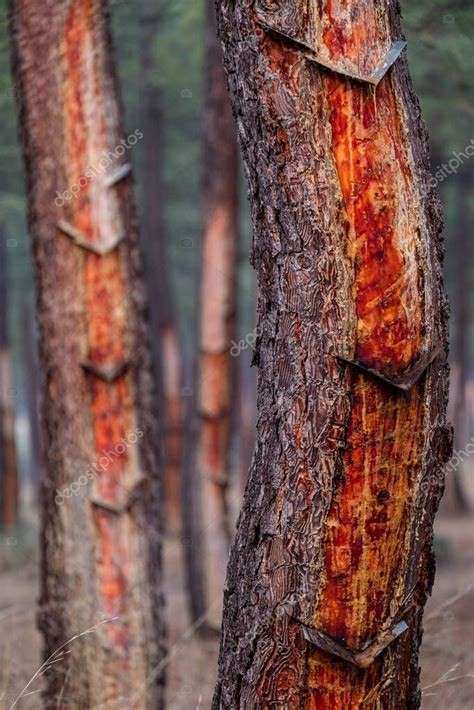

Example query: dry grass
[1,509,473,709]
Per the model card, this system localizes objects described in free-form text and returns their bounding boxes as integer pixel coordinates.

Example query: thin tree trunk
[21,298,43,493]
[140,0,183,531]
[237,267,257,496]
[213,1,451,706]
[449,175,471,512]
[10,1,165,706]
[238,346,256,493]
[0,228,18,531]
[185,0,239,628]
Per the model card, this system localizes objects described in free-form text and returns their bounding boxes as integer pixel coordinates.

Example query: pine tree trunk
[238,347,257,493]
[0,230,18,531]
[213,1,451,706]
[140,0,183,531]
[187,0,239,628]
[10,1,165,706]
[21,298,43,493]
[450,176,471,512]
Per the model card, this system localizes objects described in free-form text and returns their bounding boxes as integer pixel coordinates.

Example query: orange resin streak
[310,22,425,651]
[63,0,131,651]
[199,348,231,602]
[326,72,421,374]
[305,648,398,708]
[305,13,426,701]
[199,351,230,478]
[314,373,424,647]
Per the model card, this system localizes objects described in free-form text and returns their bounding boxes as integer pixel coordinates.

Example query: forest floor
[1,510,473,709]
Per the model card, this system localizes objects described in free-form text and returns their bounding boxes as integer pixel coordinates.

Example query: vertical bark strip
[213,0,451,707]
[190,0,239,625]
[10,1,165,706]
[0,231,18,531]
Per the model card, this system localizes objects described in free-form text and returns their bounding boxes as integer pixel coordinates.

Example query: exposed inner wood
[62,0,142,674]
[313,372,424,648]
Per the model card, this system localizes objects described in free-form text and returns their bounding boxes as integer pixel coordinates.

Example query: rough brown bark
[184,0,239,627]
[140,0,183,531]
[10,1,165,706]
[213,1,451,707]
[0,229,18,531]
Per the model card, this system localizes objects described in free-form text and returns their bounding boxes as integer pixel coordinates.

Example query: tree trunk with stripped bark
[213,1,451,706]
[10,0,165,706]
[0,229,18,531]
[184,0,239,628]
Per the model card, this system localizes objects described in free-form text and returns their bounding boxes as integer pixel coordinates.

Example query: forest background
[0,0,473,707]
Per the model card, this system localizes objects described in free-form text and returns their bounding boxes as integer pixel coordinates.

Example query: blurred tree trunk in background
[0,228,18,531]
[236,271,257,497]
[140,0,183,532]
[21,299,42,493]
[183,0,239,628]
[238,334,257,493]
[448,172,472,512]
[214,0,451,706]
[10,0,165,706]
